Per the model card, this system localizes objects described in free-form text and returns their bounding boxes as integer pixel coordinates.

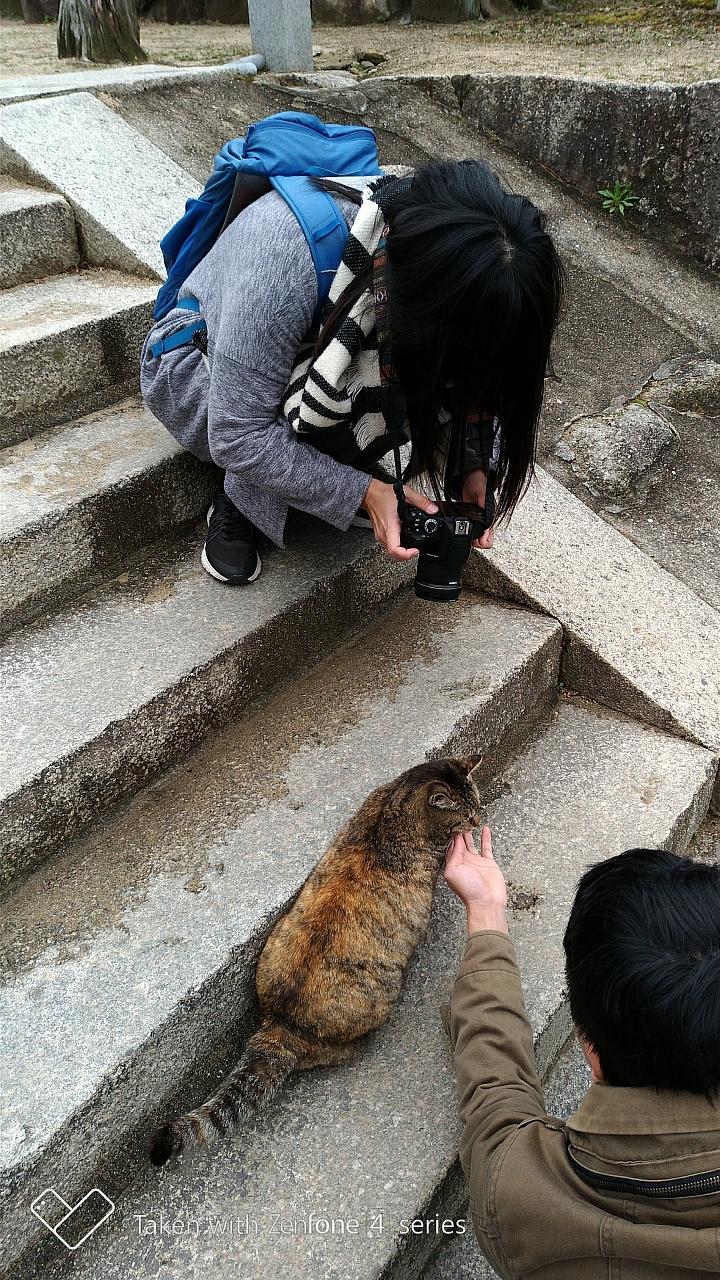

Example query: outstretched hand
[444,827,509,936]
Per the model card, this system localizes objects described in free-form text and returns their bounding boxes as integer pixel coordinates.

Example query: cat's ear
[428,787,458,810]
[455,755,482,775]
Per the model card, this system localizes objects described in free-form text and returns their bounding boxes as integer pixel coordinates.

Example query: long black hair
[315,161,564,521]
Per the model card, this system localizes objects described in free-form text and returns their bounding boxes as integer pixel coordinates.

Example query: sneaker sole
[201,546,262,585]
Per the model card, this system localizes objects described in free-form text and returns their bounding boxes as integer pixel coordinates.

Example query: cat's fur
[150,756,481,1167]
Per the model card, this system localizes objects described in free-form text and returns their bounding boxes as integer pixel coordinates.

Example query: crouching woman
[141,161,563,586]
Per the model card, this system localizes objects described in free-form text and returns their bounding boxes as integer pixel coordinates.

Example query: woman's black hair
[564,849,720,1098]
[315,161,565,520]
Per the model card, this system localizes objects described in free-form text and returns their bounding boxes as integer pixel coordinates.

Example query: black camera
[400,499,489,603]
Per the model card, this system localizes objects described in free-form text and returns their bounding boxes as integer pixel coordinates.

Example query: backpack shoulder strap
[271,175,349,319]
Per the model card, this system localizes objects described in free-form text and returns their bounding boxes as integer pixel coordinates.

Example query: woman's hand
[444,827,508,936]
[462,469,495,550]
[362,478,439,563]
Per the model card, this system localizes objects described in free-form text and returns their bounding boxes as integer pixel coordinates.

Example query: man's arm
[444,830,547,1178]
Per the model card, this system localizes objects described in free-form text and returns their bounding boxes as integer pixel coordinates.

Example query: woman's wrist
[363,477,385,514]
[465,902,509,936]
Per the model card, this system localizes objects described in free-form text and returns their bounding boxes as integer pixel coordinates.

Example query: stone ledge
[0,62,262,108]
[0,178,78,290]
[466,467,720,810]
[0,92,201,280]
[0,271,157,447]
[0,398,217,634]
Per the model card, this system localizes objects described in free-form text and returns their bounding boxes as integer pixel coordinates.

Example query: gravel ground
[1,0,718,83]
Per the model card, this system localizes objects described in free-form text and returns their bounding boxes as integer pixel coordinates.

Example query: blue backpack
[153,111,381,323]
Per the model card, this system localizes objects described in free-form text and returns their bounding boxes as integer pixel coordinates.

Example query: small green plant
[599,180,640,216]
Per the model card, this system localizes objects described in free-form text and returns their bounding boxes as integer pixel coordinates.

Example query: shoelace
[210,497,255,544]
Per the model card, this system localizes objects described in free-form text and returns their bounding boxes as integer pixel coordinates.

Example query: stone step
[0,518,421,889]
[15,696,715,1280]
[0,270,156,447]
[0,397,216,636]
[0,91,201,281]
[466,466,720,810]
[0,590,563,1279]
[0,178,79,291]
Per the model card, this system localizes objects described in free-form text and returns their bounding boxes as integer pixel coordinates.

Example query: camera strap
[373,226,496,526]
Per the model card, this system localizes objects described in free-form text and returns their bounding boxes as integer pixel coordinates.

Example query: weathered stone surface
[0,179,78,290]
[0,522,419,886]
[466,467,720,770]
[1,595,561,1277]
[0,398,216,634]
[0,62,262,107]
[21,700,714,1280]
[277,69,359,89]
[0,92,201,280]
[248,0,313,73]
[555,401,678,507]
[0,270,156,446]
[457,74,720,269]
[644,354,720,417]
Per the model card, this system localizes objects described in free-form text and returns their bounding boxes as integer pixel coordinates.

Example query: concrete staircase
[0,90,718,1280]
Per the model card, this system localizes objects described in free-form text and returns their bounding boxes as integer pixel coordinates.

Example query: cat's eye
[429,790,457,809]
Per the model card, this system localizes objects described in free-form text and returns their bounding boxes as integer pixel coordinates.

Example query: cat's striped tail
[149,1021,300,1167]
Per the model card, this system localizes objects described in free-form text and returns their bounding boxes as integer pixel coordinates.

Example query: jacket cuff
[455,930,520,981]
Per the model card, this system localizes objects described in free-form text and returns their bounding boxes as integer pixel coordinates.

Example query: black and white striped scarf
[282,176,410,468]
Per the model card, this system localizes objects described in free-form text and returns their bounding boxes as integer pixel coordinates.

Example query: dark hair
[315,160,564,519]
[564,849,720,1097]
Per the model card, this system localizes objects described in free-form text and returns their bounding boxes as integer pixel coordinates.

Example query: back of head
[386,159,565,517]
[564,849,720,1096]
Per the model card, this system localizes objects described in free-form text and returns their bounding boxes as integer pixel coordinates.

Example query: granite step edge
[0,400,218,636]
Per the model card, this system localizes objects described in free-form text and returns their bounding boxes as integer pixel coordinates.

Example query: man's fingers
[463,830,478,855]
[480,825,494,860]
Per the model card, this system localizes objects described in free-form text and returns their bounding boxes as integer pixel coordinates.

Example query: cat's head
[384,756,482,847]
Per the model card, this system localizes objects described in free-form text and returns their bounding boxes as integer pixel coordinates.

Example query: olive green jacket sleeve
[448,931,547,1178]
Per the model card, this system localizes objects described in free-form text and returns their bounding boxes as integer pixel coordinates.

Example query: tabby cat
[150,756,481,1166]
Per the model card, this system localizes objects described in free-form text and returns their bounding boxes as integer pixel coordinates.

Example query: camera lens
[413,551,462,603]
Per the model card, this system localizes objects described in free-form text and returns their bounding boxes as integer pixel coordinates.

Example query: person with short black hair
[443,830,720,1279]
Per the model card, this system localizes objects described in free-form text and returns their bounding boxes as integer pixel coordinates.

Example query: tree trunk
[57,0,147,64]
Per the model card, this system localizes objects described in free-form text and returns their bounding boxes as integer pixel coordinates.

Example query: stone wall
[455,73,720,270]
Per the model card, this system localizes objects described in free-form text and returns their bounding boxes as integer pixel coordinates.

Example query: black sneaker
[201,487,262,585]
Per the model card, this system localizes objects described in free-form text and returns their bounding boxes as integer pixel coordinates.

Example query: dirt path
[1,0,718,84]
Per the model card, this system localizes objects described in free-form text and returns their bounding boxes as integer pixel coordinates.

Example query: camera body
[400,501,488,603]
